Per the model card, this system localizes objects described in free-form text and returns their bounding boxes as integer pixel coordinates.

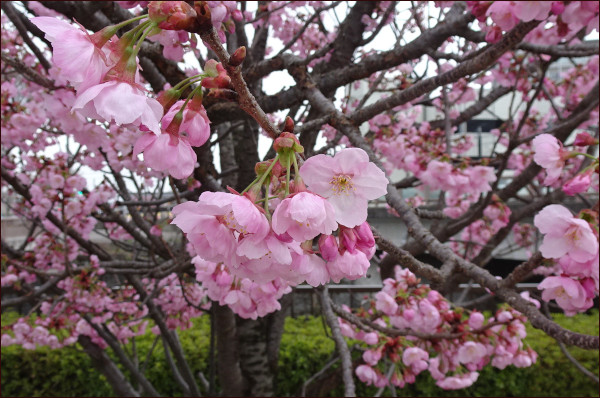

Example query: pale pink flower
[486,1,519,31]
[457,341,487,365]
[465,165,497,195]
[534,204,598,262]
[299,148,388,227]
[362,332,379,345]
[559,254,597,279]
[171,202,236,265]
[292,252,329,287]
[162,100,211,147]
[326,250,371,283]
[133,132,197,179]
[563,170,593,196]
[375,291,398,315]
[363,349,382,366]
[511,1,552,21]
[72,81,163,134]
[531,134,566,185]
[355,365,379,385]
[538,276,593,316]
[272,192,337,242]
[196,192,271,260]
[468,311,484,329]
[31,17,111,90]
[513,351,533,368]
[402,347,429,374]
[436,372,479,390]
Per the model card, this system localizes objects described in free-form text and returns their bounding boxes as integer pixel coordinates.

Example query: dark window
[466,119,503,133]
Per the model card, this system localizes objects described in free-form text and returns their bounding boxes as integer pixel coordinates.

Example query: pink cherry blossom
[363,349,382,366]
[30,17,111,91]
[457,341,487,365]
[326,250,371,283]
[538,275,593,316]
[299,148,388,227]
[375,291,398,315]
[355,365,379,385]
[402,347,429,374]
[468,311,485,329]
[172,201,238,265]
[133,131,197,179]
[72,81,163,134]
[511,2,552,22]
[436,372,479,390]
[162,100,211,147]
[486,1,519,31]
[534,204,598,262]
[272,192,337,242]
[563,170,593,195]
[531,134,567,185]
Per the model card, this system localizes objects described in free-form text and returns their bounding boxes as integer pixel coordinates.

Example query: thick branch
[318,287,356,397]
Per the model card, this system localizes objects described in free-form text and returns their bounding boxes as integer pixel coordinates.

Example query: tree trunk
[214,304,246,396]
[237,317,274,396]
[78,335,141,397]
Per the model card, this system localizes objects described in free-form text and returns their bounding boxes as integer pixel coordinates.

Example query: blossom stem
[240,177,260,195]
[571,152,599,161]
[112,14,149,31]
[292,153,300,183]
[173,74,204,91]
[255,154,280,188]
[263,181,272,221]
[130,21,157,59]
[285,158,291,196]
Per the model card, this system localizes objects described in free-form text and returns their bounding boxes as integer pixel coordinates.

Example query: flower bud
[193,1,213,32]
[283,116,295,133]
[339,226,357,253]
[149,1,199,31]
[229,46,246,67]
[273,132,304,153]
[157,88,182,114]
[318,234,338,262]
[202,60,231,88]
[573,132,597,146]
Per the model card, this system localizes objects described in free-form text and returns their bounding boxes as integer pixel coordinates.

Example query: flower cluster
[172,143,388,291]
[534,204,599,315]
[30,5,230,180]
[346,267,536,390]
[193,257,292,319]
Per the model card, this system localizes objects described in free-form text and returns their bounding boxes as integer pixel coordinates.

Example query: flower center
[217,211,248,234]
[330,174,355,195]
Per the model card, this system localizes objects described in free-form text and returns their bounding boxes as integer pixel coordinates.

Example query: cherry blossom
[534,204,598,262]
[299,148,389,227]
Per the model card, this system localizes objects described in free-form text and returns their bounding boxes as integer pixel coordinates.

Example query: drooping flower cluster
[534,204,599,315]
[346,266,536,390]
[30,4,230,180]
[172,141,388,292]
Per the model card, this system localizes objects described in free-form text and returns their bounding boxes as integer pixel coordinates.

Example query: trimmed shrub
[1,312,598,397]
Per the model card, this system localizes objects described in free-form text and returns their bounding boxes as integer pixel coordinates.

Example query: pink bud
[550,1,565,15]
[148,1,198,31]
[485,26,502,43]
[581,277,596,299]
[339,227,357,253]
[563,170,592,196]
[318,234,338,261]
[573,132,596,146]
[229,46,246,67]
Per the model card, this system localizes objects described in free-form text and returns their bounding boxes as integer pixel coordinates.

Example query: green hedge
[1,312,598,397]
